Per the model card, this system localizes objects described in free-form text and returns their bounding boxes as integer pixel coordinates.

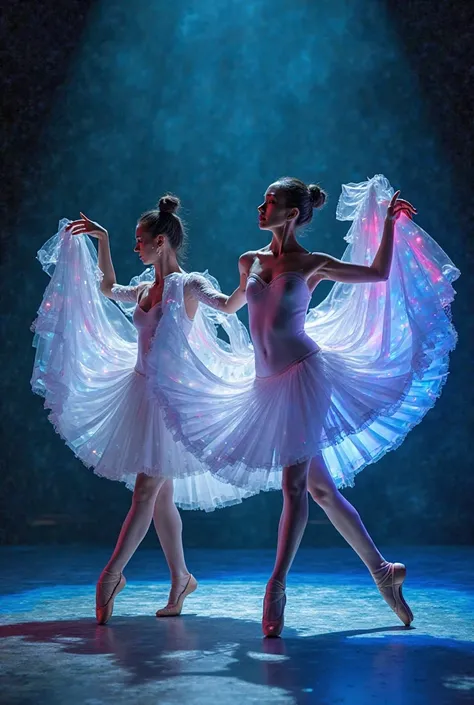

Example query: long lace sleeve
[110,284,142,303]
[184,273,226,309]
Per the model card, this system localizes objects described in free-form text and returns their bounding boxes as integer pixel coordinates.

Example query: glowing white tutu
[31,222,257,511]
[148,175,460,491]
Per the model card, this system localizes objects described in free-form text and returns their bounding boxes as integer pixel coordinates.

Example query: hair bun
[308,184,327,210]
[158,194,180,215]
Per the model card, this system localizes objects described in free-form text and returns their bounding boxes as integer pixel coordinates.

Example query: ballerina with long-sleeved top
[31,195,259,624]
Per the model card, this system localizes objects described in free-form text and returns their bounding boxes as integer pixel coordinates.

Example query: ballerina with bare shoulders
[149,175,459,637]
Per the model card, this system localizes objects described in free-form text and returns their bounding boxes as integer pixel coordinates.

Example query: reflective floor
[1,546,473,704]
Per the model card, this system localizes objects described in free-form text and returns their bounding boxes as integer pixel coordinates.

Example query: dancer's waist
[254,336,320,378]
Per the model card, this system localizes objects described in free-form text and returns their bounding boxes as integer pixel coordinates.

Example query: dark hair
[274,177,327,227]
[139,193,188,257]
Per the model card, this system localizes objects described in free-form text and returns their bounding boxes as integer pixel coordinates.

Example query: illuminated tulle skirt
[31,224,257,511]
[148,175,460,491]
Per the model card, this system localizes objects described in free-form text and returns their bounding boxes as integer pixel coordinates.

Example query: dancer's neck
[153,252,181,285]
[269,225,299,257]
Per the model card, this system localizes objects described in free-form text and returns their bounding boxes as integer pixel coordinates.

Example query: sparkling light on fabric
[148,176,460,492]
[31,223,257,511]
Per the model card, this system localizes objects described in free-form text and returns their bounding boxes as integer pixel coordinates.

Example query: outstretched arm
[184,252,253,316]
[312,192,416,284]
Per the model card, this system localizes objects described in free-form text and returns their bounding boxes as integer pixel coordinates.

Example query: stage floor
[0,546,473,704]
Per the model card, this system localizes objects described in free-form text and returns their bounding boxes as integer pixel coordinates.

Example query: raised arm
[312,191,416,284]
[184,252,253,316]
[67,213,120,298]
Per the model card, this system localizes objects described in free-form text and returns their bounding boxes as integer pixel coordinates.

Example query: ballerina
[31,195,256,624]
[148,175,459,637]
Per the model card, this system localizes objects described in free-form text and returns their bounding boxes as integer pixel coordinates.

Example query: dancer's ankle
[101,566,122,578]
[267,576,286,591]
[371,559,390,575]
[170,571,191,583]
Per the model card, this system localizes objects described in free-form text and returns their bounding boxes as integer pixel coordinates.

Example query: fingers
[392,207,415,221]
[69,222,94,235]
[66,213,93,228]
[65,212,102,238]
[387,190,417,222]
[65,219,85,230]
[393,203,417,216]
[393,205,416,217]
[389,190,401,208]
[389,191,417,212]
[70,225,88,235]
[394,199,417,214]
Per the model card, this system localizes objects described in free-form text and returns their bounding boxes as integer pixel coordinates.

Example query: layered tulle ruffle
[31,223,257,511]
[148,175,460,491]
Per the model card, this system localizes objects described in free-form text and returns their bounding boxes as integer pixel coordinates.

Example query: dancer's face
[257,185,298,230]
[134,224,164,265]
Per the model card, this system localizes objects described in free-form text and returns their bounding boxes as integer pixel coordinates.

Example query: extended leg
[308,455,413,625]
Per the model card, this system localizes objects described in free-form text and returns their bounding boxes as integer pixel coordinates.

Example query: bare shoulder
[238,250,258,273]
[309,251,332,264]
[305,252,336,287]
[308,251,338,270]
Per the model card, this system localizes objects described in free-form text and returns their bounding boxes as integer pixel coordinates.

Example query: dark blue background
[1,0,472,546]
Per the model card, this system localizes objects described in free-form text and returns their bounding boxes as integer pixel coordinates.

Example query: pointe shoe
[155,574,198,617]
[262,580,287,638]
[96,571,126,625]
[372,562,414,626]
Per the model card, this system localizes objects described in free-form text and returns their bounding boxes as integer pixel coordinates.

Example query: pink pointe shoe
[96,570,126,625]
[156,574,198,617]
[262,579,287,638]
[372,561,414,626]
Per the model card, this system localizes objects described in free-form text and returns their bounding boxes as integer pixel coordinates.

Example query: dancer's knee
[308,480,339,507]
[133,474,163,503]
[154,479,175,508]
[282,467,308,500]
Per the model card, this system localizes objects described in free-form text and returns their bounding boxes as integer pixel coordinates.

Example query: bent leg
[102,473,165,575]
[153,479,195,609]
[96,473,165,621]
